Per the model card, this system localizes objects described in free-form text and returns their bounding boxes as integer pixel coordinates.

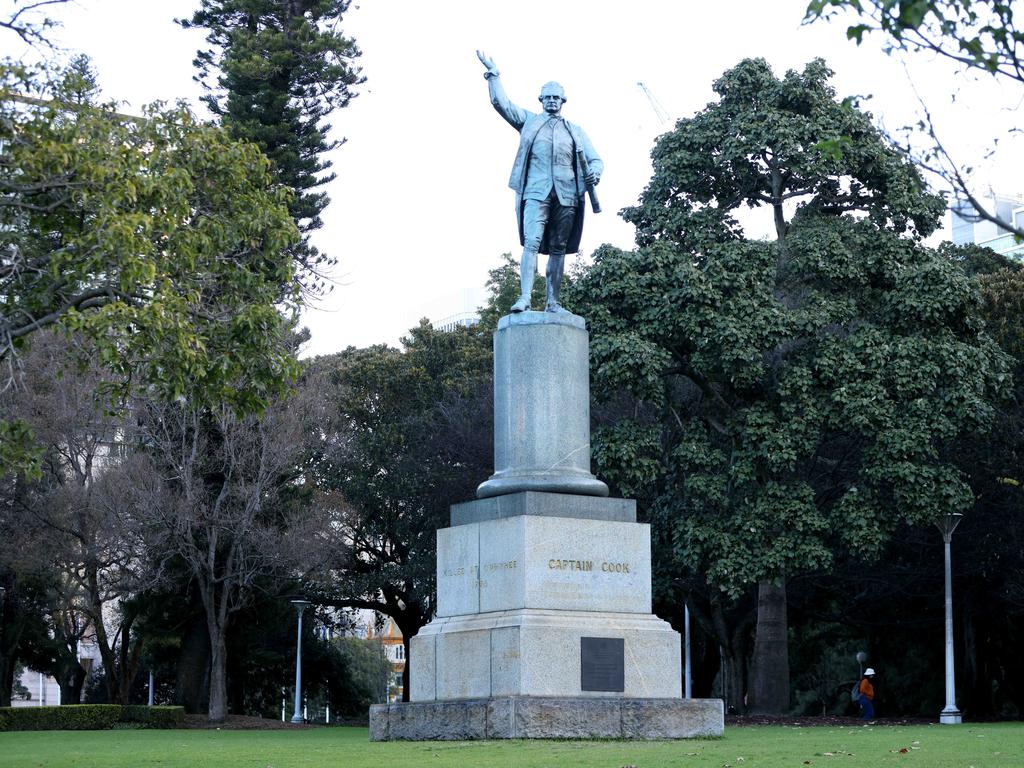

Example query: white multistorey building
[951,192,1024,257]
[432,312,480,333]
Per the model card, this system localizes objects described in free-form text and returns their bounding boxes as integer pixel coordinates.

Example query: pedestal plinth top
[453,491,635,526]
[497,310,586,331]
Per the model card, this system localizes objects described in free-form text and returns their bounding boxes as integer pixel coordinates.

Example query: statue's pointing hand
[477,50,499,78]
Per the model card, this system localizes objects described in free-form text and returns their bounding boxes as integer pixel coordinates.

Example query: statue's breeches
[523,192,577,257]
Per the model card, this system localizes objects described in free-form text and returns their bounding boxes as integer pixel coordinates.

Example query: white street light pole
[936,513,963,725]
[290,599,311,724]
[684,605,692,699]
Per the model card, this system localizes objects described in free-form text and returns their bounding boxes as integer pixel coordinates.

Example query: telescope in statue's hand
[577,149,601,214]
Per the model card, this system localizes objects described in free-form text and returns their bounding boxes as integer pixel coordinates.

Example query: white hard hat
[864,668,875,676]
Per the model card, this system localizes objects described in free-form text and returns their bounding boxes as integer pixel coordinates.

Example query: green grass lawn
[1,723,1021,768]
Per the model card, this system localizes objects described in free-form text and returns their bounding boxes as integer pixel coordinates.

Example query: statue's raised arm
[476,51,602,315]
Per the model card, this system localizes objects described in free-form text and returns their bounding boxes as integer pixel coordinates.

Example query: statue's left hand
[585,171,600,187]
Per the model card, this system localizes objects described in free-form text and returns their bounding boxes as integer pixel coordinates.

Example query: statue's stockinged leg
[512,246,538,313]
[545,254,565,312]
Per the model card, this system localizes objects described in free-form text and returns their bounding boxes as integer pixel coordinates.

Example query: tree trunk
[401,636,411,702]
[394,614,420,703]
[208,627,229,723]
[748,578,790,714]
[87,569,126,705]
[115,620,143,704]
[691,628,721,699]
[0,575,24,708]
[0,654,14,708]
[57,662,86,705]
[710,597,750,713]
[175,616,211,714]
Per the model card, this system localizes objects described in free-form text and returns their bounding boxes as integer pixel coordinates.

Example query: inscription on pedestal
[581,637,625,692]
[438,516,652,616]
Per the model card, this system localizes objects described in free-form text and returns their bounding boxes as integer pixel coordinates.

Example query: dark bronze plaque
[581,636,625,692]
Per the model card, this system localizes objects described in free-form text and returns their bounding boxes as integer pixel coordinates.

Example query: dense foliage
[1,57,300,475]
[569,57,1010,712]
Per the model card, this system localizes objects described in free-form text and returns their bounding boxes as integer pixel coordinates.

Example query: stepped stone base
[369,696,724,740]
[411,610,681,700]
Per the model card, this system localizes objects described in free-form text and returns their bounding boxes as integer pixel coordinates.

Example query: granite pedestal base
[369,696,724,740]
[410,609,681,701]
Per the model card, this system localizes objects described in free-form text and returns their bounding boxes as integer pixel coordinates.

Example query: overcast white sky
[6,0,1022,357]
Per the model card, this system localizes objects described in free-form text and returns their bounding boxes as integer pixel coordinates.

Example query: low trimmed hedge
[121,705,185,727]
[0,704,185,731]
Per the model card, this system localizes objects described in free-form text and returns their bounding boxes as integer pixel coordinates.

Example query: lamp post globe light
[936,513,963,725]
[290,599,312,724]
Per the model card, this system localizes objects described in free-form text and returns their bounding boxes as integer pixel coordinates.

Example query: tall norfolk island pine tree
[181,0,364,294]
[569,58,1010,713]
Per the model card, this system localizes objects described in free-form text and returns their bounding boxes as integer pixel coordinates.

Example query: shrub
[0,704,185,731]
[0,704,122,731]
[120,705,185,727]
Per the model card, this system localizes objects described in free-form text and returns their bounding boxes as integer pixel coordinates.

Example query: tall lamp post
[290,599,311,724]
[936,512,963,724]
[683,604,692,699]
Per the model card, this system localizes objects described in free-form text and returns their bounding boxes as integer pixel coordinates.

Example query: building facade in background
[367,617,405,702]
[951,192,1024,258]
[432,312,480,333]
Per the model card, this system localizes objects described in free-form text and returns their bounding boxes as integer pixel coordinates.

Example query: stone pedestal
[370,312,723,740]
[476,312,608,499]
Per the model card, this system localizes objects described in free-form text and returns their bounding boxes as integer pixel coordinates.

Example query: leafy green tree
[304,321,492,699]
[569,57,1009,713]
[1,57,300,476]
[805,0,1024,240]
[181,0,364,293]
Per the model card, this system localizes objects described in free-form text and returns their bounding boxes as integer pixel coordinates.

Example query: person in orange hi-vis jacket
[859,668,876,720]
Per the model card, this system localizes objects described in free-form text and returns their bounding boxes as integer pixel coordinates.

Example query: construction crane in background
[637,81,670,125]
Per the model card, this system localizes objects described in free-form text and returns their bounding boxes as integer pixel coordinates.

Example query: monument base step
[369,695,724,740]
